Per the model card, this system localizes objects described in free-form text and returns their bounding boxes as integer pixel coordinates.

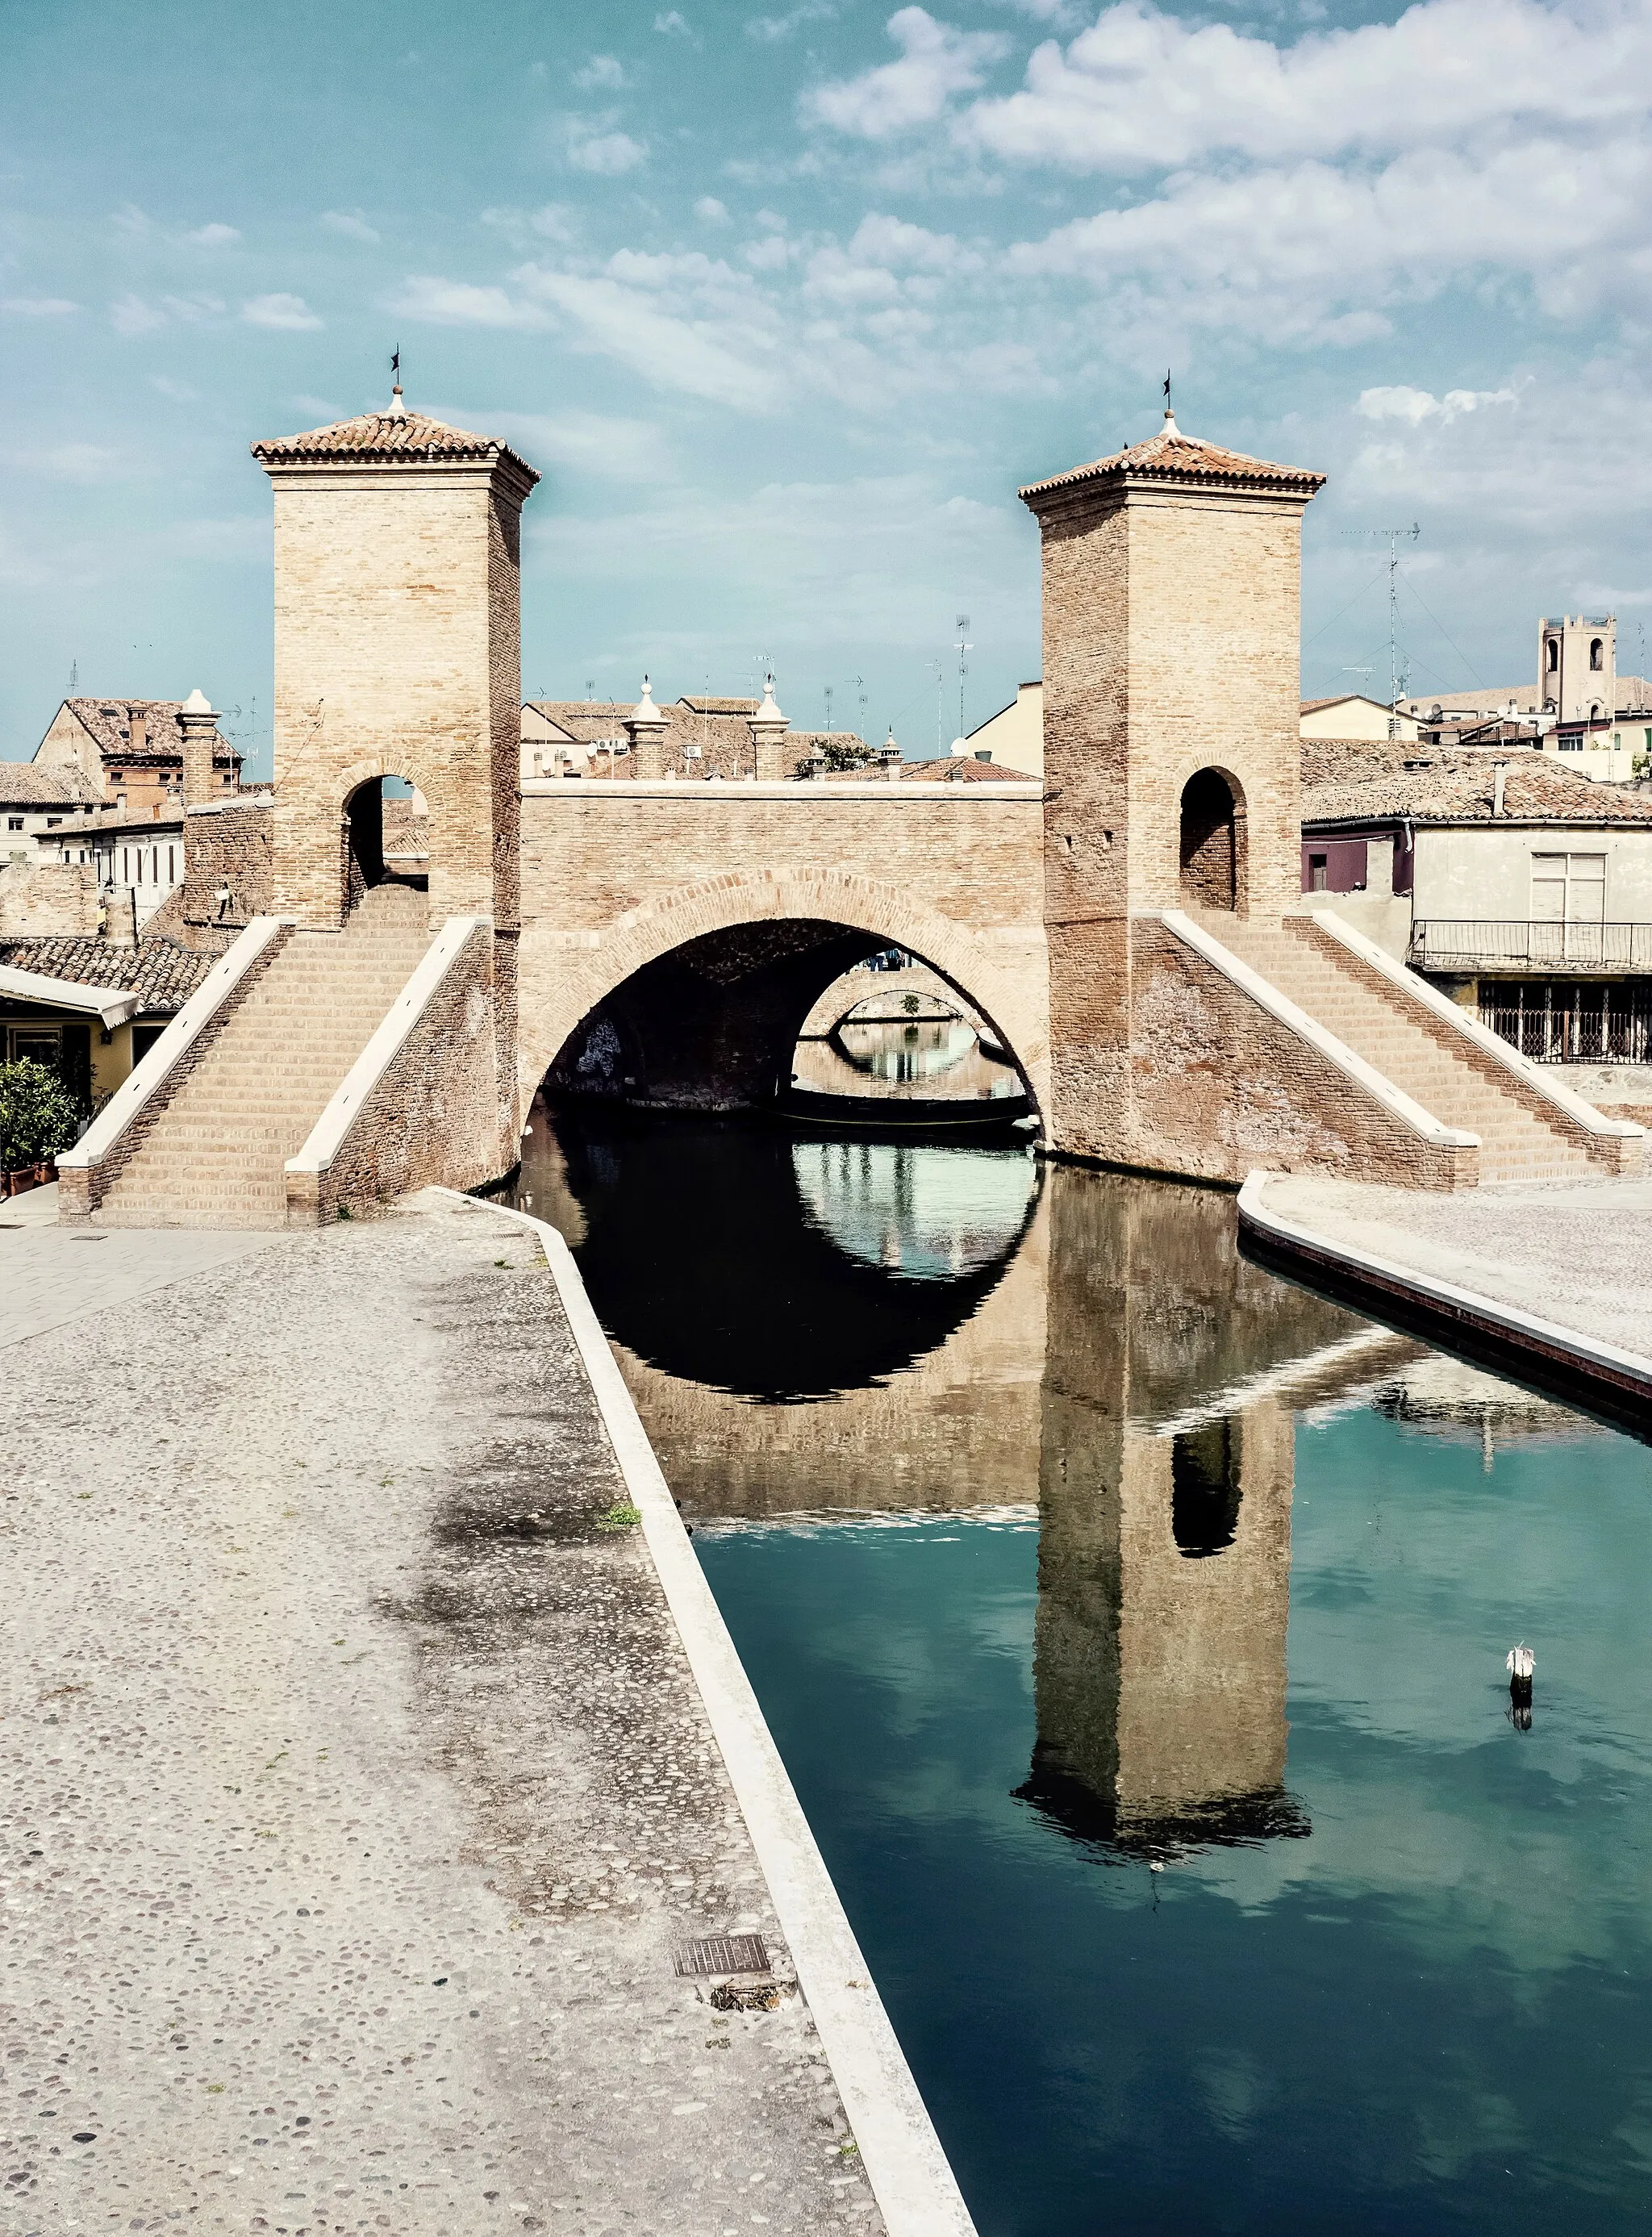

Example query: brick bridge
[57,392,1642,1226]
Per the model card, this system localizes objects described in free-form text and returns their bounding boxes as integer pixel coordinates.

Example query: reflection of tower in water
[1019,1173,1382,1859]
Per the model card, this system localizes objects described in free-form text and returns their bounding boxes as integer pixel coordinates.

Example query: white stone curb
[1237,1170,1652,1404]
[287,918,483,1183]
[1160,908,1479,1150]
[58,915,290,1175]
[1312,908,1643,1144]
[441,1191,980,2237]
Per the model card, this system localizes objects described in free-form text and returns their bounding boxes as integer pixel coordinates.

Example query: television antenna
[955,614,973,742]
[1341,524,1420,737]
[928,659,945,755]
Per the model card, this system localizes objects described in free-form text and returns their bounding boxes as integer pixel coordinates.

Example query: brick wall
[182,801,274,941]
[1030,460,1317,1165]
[515,787,1049,1123]
[286,922,508,1222]
[261,461,531,930]
[0,860,100,937]
[1052,918,1475,1188]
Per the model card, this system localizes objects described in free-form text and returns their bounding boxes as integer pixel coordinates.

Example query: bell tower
[1020,409,1324,1158]
[252,382,539,930]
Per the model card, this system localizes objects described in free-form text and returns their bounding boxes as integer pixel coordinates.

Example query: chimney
[129,706,147,755]
[623,676,670,780]
[749,674,791,781]
[178,687,219,811]
[1492,761,1508,818]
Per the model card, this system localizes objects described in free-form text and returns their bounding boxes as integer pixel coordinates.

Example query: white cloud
[1006,135,1652,341]
[960,0,1652,174]
[573,53,626,89]
[563,119,649,174]
[695,195,730,222]
[481,203,576,244]
[150,374,201,402]
[848,212,975,271]
[513,257,785,411]
[323,210,382,244]
[161,292,225,321]
[5,442,121,483]
[186,223,240,247]
[110,292,165,336]
[383,275,554,329]
[654,8,692,31]
[1357,384,1518,427]
[241,292,324,332]
[482,408,674,481]
[747,1,836,39]
[806,6,1010,138]
[111,203,150,239]
[2,296,77,316]
[745,235,791,269]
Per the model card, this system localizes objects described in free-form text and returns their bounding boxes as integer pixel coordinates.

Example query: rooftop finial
[389,344,405,418]
[1162,365,1178,436]
[757,671,785,722]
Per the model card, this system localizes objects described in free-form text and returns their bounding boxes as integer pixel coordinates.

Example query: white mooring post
[1507,1642,1535,1726]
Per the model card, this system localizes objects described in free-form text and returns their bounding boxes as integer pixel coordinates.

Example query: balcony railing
[1408,918,1652,973]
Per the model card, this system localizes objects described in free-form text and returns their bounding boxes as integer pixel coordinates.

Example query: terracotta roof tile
[0,762,102,806]
[1021,420,1325,504]
[53,699,238,765]
[252,407,539,486]
[0,933,212,1012]
[1302,739,1652,826]
[899,756,1041,783]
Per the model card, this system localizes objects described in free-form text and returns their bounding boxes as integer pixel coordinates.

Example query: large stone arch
[516,866,1049,1121]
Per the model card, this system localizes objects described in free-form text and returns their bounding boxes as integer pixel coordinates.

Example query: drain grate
[674,1934,772,1978]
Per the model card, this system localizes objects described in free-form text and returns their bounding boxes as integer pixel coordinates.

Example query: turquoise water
[518,1109,1652,2235]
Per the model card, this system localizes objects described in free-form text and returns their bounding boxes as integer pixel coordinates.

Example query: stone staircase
[94,886,434,1229]
[1210,912,1599,1183]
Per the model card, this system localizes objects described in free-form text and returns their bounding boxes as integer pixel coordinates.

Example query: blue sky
[5,0,1650,775]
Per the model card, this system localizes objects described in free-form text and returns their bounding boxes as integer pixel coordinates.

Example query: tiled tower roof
[252,403,539,485]
[1021,415,1324,503]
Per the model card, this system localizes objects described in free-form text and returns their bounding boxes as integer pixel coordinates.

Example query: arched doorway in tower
[1179,767,1246,912]
[344,775,429,915]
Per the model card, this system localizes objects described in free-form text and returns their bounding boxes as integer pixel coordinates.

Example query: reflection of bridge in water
[525,1115,1579,1860]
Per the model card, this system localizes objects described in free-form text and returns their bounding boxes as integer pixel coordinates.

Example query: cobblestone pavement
[2,1195,882,2235]
[1261,1171,1652,1358]
[0,1186,282,1351]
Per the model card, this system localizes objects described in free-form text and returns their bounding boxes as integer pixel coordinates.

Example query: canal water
[514,1102,1652,2237]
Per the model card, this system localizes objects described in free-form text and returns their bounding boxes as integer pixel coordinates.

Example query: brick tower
[1020,408,1324,1161]
[252,384,540,930]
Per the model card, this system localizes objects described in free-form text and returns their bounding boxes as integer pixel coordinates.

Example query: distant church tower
[252,378,539,929]
[1538,613,1615,723]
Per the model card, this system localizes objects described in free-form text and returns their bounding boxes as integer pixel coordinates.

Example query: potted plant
[0,1058,85,1195]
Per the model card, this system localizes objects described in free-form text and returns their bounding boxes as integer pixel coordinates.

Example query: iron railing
[1408,918,1652,972]
[1477,981,1652,1064]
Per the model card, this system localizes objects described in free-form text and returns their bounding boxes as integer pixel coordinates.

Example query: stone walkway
[2,1196,882,2235]
[1255,1171,1652,1360]
[0,1184,282,1350]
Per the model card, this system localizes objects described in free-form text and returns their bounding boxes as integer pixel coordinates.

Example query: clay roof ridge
[252,403,539,483]
[1021,414,1324,500]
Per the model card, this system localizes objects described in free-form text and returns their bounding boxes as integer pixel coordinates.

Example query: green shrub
[0,1058,84,1171]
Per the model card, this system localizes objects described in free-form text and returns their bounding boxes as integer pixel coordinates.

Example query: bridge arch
[516,867,1049,1123]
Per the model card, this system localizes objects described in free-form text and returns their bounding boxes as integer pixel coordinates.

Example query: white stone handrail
[1160,908,1479,1150]
[286,917,483,1183]
[1312,908,1644,1141]
[57,915,291,1175]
